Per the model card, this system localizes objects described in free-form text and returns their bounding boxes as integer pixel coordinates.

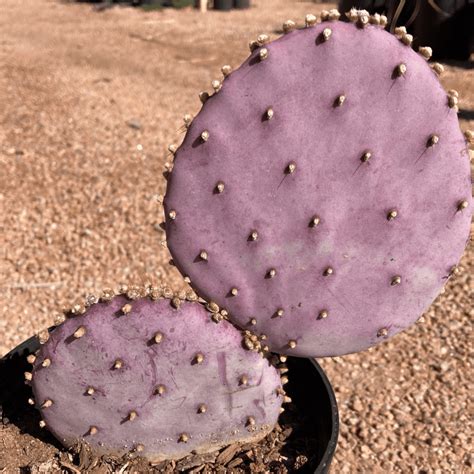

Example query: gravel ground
[0,0,472,472]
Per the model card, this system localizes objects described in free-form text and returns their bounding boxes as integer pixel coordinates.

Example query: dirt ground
[0,0,472,472]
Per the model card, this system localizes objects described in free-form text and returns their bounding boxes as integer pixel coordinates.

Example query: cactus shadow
[458,108,474,121]
[315,34,326,46]
[64,334,79,345]
[191,136,204,149]
[441,59,474,70]
[260,109,275,123]
[0,337,63,449]
[248,54,261,67]
[391,69,404,81]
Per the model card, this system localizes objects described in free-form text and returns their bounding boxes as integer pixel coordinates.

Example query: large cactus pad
[164,14,472,357]
[30,291,283,461]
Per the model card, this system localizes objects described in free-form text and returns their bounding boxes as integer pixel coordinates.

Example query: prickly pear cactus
[28,287,283,462]
[164,10,472,357]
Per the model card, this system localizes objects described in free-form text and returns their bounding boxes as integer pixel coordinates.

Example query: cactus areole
[30,293,283,462]
[164,16,472,357]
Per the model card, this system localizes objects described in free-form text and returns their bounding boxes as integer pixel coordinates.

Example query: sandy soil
[0,0,472,472]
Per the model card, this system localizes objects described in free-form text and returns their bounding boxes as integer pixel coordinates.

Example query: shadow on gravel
[0,336,62,449]
[442,59,474,71]
[459,109,474,121]
[68,0,190,9]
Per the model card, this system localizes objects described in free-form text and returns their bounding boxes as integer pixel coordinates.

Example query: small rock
[126,119,142,130]
[352,398,364,412]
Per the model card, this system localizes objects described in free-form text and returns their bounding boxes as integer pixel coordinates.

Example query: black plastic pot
[0,334,62,448]
[0,338,338,473]
[233,0,250,9]
[213,0,232,11]
[285,357,339,473]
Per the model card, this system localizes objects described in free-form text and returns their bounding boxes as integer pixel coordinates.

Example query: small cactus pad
[30,293,283,461]
[164,15,472,357]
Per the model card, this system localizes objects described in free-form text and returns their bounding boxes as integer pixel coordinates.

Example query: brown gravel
[0,0,473,472]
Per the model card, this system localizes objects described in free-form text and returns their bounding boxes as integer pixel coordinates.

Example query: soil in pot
[0,339,338,473]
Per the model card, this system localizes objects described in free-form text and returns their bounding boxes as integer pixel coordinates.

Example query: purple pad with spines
[31,296,282,461]
[164,20,472,357]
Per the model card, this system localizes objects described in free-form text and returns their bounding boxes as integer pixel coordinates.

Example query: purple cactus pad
[164,16,472,357]
[30,293,283,461]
